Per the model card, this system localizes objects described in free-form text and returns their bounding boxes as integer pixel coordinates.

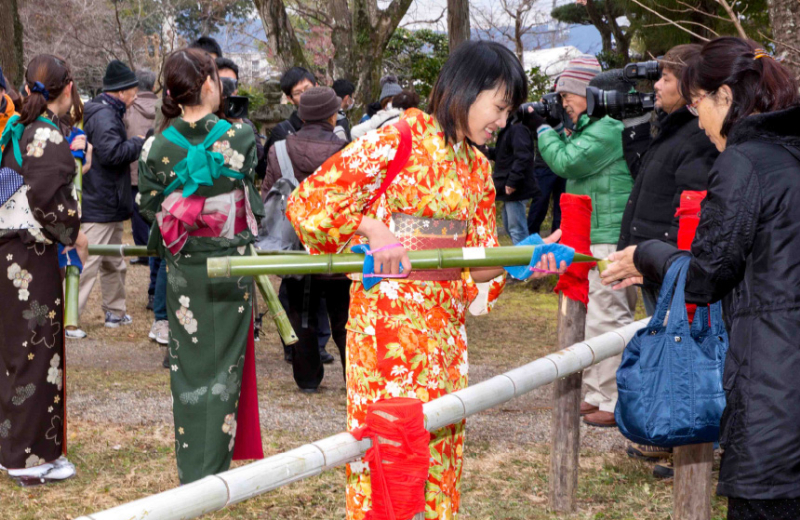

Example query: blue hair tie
[30,82,50,101]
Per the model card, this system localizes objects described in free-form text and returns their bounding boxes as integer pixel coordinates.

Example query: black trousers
[283,276,350,390]
[728,498,800,520]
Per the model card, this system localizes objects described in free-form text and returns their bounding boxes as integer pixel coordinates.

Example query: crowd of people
[0,32,798,520]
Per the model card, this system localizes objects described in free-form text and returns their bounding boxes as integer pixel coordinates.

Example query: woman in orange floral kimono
[288,42,565,520]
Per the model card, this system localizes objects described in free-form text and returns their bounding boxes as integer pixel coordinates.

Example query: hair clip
[753,49,772,61]
[30,81,50,101]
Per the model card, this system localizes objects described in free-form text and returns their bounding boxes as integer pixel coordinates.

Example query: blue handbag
[615,255,729,447]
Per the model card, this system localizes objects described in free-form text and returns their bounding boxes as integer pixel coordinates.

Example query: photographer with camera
[616,45,718,315]
[525,55,636,428]
[216,58,266,179]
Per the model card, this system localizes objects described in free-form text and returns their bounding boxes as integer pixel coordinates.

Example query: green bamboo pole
[248,245,298,345]
[64,159,83,331]
[88,245,307,257]
[206,246,603,278]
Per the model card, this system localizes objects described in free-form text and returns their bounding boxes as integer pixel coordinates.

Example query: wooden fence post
[673,443,713,520]
[549,294,587,512]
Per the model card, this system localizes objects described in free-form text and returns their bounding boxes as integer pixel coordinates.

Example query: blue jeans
[527,167,566,235]
[153,258,167,321]
[503,200,530,244]
[148,256,161,296]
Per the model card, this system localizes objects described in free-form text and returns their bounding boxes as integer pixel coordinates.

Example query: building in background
[227,52,274,83]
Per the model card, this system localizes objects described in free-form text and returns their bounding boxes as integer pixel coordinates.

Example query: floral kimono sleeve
[136,136,163,226]
[286,127,402,254]
[463,152,506,316]
[23,125,81,246]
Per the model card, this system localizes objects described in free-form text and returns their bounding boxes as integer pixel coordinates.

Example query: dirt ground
[0,227,728,520]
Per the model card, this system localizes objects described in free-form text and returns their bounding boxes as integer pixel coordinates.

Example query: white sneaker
[148,320,169,345]
[66,328,87,339]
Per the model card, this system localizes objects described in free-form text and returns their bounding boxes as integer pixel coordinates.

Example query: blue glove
[504,233,575,280]
[351,243,405,291]
[58,243,83,273]
[68,128,86,164]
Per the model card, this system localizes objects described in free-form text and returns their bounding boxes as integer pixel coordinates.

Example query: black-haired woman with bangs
[288,41,566,520]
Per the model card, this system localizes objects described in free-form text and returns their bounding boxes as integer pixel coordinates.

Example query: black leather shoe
[146,294,154,311]
[162,350,171,369]
[320,349,334,364]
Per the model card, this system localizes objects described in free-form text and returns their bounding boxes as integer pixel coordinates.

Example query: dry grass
[0,224,727,519]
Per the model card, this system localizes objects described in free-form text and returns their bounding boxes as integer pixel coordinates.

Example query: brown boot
[580,401,599,416]
[583,410,616,427]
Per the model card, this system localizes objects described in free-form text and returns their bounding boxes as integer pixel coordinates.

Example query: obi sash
[389,212,466,281]
[157,189,253,255]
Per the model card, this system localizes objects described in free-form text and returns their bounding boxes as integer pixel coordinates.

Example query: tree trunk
[583,0,613,55]
[0,0,24,88]
[768,0,800,77]
[253,0,309,73]
[447,0,470,54]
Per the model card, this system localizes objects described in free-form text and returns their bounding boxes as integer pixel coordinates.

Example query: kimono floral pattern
[287,109,505,520]
[7,262,32,300]
[25,127,64,158]
[176,295,198,335]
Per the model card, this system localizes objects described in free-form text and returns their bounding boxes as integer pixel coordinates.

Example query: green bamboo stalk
[64,159,83,331]
[248,245,298,345]
[88,245,308,257]
[207,246,602,278]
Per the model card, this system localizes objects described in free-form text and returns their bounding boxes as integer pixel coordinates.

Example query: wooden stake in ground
[549,293,587,512]
[674,443,713,520]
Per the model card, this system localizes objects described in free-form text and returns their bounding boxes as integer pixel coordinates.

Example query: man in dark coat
[332,78,355,142]
[617,44,719,315]
[486,117,540,244]
[72,60,144,338]
[262,87,349,392]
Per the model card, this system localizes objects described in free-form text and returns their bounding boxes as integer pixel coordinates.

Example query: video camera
[220,77,249,120]
[585,60,659,120]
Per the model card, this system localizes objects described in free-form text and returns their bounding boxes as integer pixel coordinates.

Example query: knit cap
[103,60,138,92]
[298,87,341,122]
[556,55,602,97]
[379,75,403,103]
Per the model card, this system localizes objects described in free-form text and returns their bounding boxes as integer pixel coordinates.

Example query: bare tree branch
[716,0,748,39]
[628,0,711,41]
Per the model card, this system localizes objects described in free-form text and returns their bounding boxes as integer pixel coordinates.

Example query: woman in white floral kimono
[0,55,88,485]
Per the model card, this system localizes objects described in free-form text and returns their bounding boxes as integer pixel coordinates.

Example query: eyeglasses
[686,92,708,116]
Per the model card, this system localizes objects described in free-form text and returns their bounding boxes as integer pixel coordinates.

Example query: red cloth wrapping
[675,190,707,324]
[232,318,264,461]
[553,194,594,306]
[351,398,431,520]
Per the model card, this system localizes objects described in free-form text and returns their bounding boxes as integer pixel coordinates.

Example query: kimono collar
[407,108,475,163]
[170,113,222,140]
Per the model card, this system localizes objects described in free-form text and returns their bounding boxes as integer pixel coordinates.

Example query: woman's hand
[70,135,86,152]
[529,229,568,279]
[599,246,642,290]
[63,230,89,266]
[82,143,93,174]
[505,186,516,196]
[356,216,411,275]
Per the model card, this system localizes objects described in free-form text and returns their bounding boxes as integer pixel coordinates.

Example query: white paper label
[462,247,486,260]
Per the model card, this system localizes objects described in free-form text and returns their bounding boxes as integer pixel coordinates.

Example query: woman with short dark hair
[602,37,800,519]
[288,40,565,520]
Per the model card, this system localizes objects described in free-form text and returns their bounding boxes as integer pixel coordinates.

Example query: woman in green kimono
[138,48,265,484]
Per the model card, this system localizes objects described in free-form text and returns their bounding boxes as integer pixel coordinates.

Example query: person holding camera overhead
[525,54,636,428]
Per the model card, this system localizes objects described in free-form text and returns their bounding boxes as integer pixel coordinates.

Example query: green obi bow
[0,114,24,167]
[0,114,60,167]
[161,119,245,197]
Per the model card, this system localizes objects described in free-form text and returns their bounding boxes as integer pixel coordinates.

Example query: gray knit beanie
[298,87,342,122]
[556,55,602,97]
[379,75,403,103]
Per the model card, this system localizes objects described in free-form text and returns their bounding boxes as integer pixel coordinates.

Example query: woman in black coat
[601,37,800,519]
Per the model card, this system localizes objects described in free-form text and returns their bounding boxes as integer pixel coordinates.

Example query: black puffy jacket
[618,107,718,249]
[82,94,144,223]
[634,106,800,500]
[486,123,540,202]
